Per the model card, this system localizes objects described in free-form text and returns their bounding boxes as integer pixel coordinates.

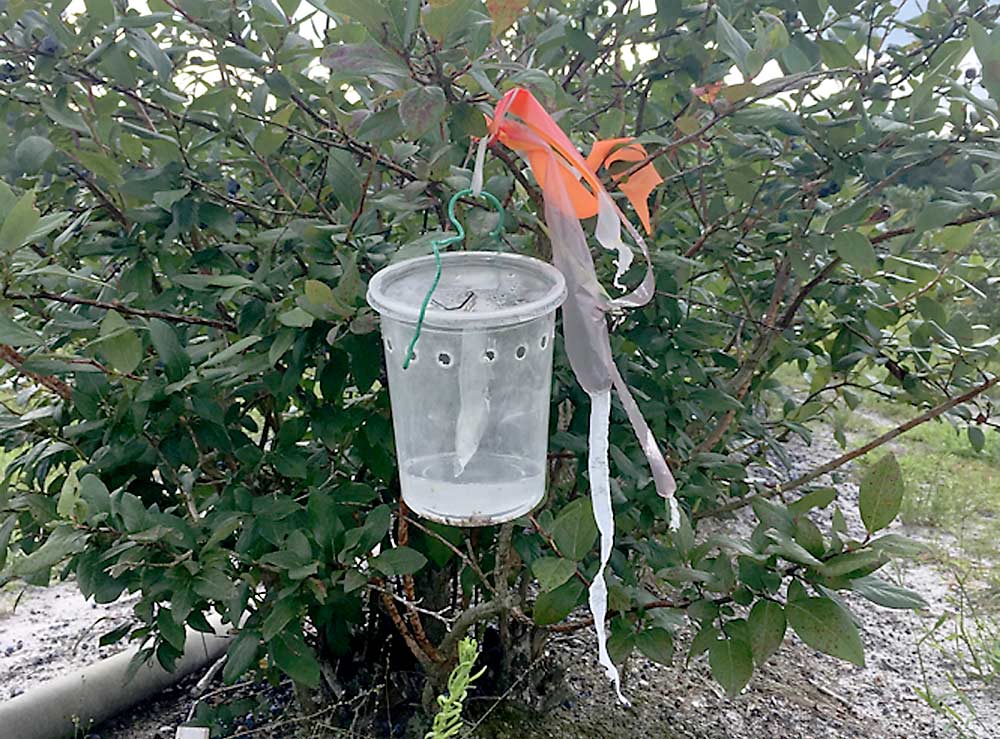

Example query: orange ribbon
[486,88,662,234]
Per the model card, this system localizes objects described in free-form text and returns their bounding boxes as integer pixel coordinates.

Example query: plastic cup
[367,251,567,526]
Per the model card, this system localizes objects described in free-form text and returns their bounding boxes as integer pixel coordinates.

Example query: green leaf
[332,252,363,313]
[531,557,577,592]
[305,279,334,307]
[57,470,81,518]
[153,189,188,210]
[709,637,754,696]
[786,591,865,666]
[793,516,825,558]
[266,330,294,367]
[40,96,87,134]
[199,202,238,239]
[486,0,529,33]
[733,105,806,135]
[0,188,41,253]
[148,318,191,382]
[968,426,985,453]
[0,515,17,572]
[449,102,488,144]
[99,310,143,375]
[0,314,42,346]
[687,622,720,664]
[715,9,754,78]
[850,575,928,610]
[326,150,362,211]
[914,201,965,235]
[754,12,789,58]
[78,474,111,516]
[423,0,477,42]
[399,86,447,138]
[533,578,585,626]
[15,136,55,173]
[223,630,261,683]
[356,105,406,143]
[752,497,794,534]
[304,0,392,40]
[788,487,837,515]
[344,568,367,593]
[819,549,887,578]
[766,531,823,568]
[826,199,868,233]
[968,20,1000,103]
[75,150,124,185]
[218,45,267,69]
[27,212,71,247]
[262,599,301,641]
[201,335,262,368]
[748,600,786,666]
[938,221,979,253]
[916,296,947,325]
[550,497,598,561]
[371,546,427,576]
[833,231,876,274]
[157,607,187,652]
[635,627,674,666]
[607,625,636,666]
[11,525,88,577]
[320,43,408,79]
[270,632,320,688]
[278,307,314,327]
[304,274,356,319]
[869,533,926,557]
[816,38,858,70]
[128,29,173,79]
[859,452,904,534]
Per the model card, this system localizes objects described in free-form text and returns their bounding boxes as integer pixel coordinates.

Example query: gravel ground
[2,424,998,738]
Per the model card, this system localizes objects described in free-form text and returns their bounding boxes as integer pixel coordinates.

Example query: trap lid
[367,251,566,329]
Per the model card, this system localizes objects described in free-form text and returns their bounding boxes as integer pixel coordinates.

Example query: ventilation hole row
[396,332,554,369]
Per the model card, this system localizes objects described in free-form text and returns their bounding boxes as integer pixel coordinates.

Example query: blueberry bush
[0,0,998,729]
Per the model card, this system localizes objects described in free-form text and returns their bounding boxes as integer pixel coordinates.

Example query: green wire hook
[402,188,505,369]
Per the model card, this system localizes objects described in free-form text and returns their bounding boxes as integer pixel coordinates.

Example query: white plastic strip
[470,135,489,196]
[609,203,656,309]
[587,388,629,706]
[454,329,490,475]
[594,189,633,290]
[609,364,680,528]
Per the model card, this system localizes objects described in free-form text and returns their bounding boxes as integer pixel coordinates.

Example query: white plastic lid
[366,251,566,328]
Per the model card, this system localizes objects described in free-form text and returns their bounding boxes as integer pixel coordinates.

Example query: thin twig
[0,344,73,400]
[7,291,236,330]
[698,373,999,519]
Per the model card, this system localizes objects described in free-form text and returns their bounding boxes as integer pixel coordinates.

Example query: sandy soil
[1,426,998,738]
[478,429,1000,738]
[478,561,993,739]
[0,581,135,702]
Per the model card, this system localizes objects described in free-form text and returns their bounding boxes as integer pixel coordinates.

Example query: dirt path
[1,424,998,738]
